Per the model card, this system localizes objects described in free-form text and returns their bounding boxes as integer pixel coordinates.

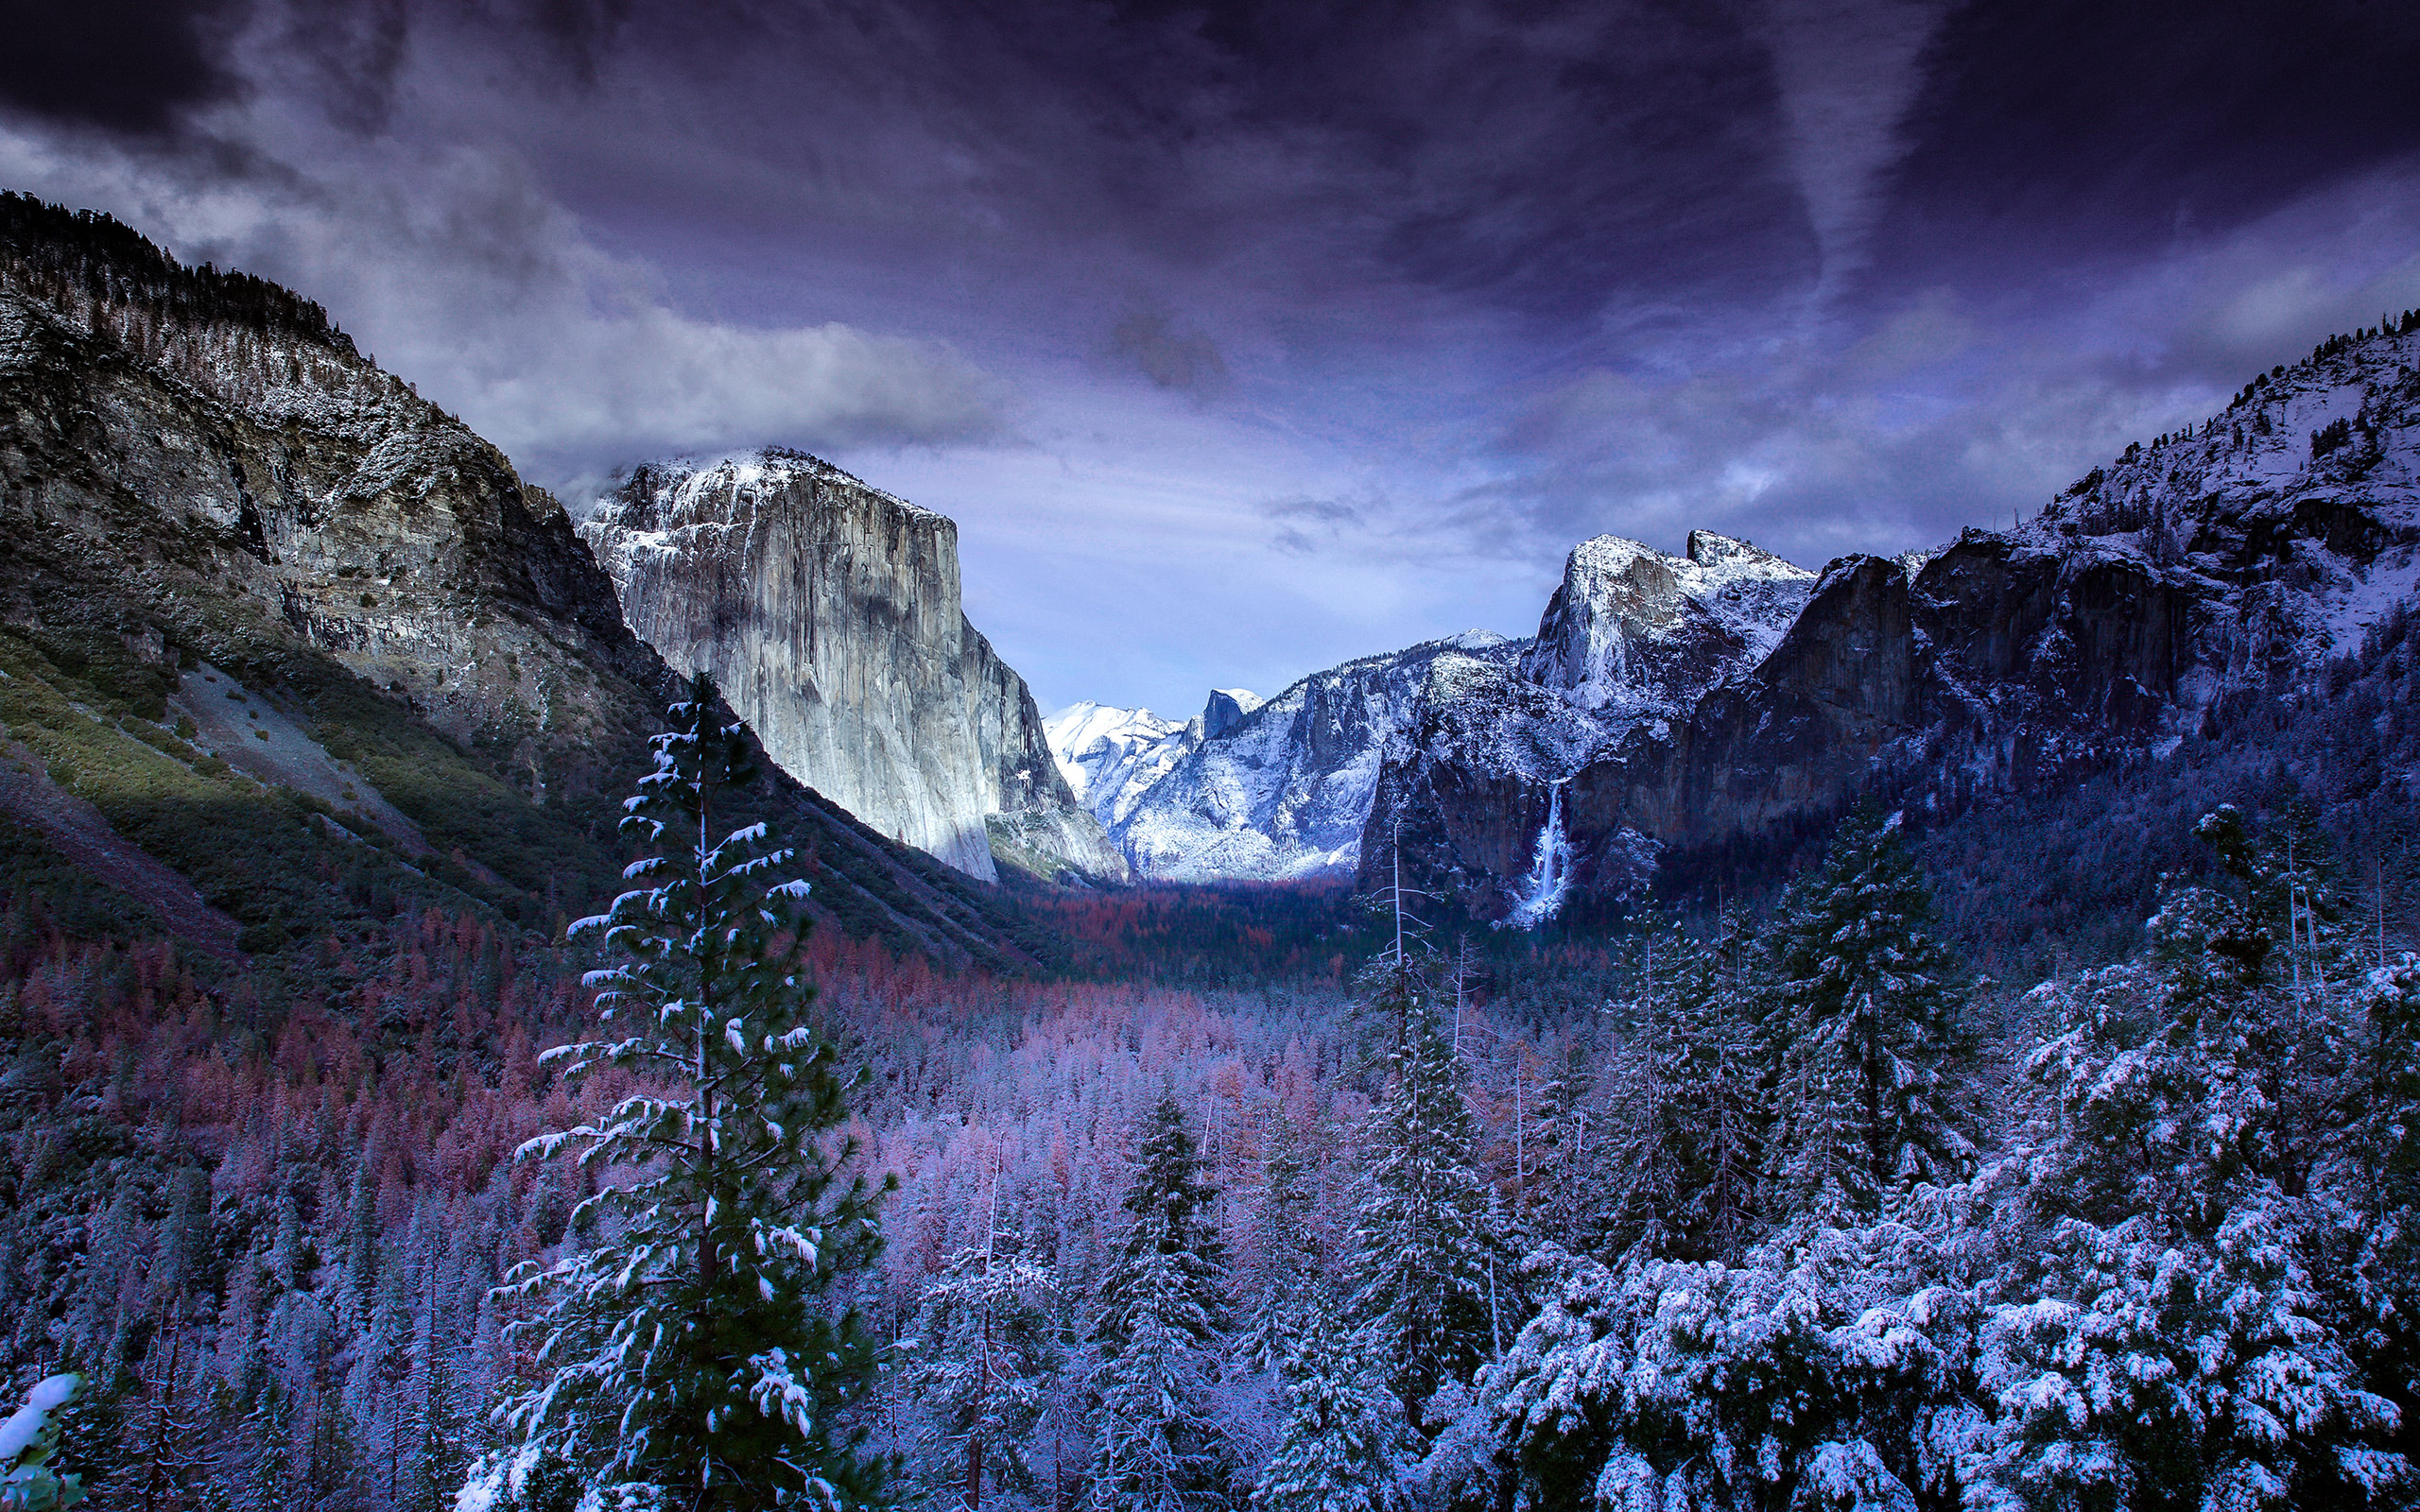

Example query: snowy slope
[1110,632,1521,881]
[1046,700,1198,829]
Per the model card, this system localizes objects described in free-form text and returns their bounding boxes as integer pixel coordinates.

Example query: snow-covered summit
[1046,700,1196,829]
[1520,531,1815,714]
[1108,635,1525,882]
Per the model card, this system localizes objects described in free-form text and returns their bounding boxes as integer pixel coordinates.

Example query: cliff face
[579,453,1127,884]
[0,193,1059,972]
[1367,322,2420,919]
[0,228,654,803]
[1107,632,1518,881]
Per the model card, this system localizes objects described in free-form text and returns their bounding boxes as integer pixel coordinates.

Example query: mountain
[1106,631,1519,881]
[1370,316,2420,920]
[0,191,1057,972]
[1054,532,1814,889]
[1044,686,1264,833]
[579,452,1127,885]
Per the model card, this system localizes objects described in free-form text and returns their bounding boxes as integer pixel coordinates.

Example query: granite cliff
[1367,318,2420,919]
[0,192,1056,971]
[579,453,1127,885]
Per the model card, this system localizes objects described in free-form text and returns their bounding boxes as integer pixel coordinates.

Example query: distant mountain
[1369,316,2420,921]
[0,191,1058,972]
[580,451,1128,885]
[1054,319,2420,922]
[1055,532,1814,890]
[1101,632,1520,882]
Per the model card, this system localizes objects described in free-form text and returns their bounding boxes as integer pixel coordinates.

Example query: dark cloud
[0,0,251,133]
[6,0,2416,713]
[1867,0,2420,305]
[1108,309,1228,392]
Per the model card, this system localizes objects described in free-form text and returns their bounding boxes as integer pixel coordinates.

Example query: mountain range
[1048,321,2420,924]
[7,186,2417,948]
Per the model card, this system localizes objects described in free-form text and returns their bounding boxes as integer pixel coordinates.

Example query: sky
[3,1,2418,718]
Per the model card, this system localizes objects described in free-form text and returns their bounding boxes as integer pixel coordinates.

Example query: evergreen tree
[478,676,891,1511]
[1252,1309,1413,1512]
[906,1227,1062,1510]
[1760,805,1976,1223]
[1090,1096,1232,1512]
[1597,919,1764,1262]
[1342,1002,1508,1430]
[0,1373,87,1510]
[1238,1113,1320,1375]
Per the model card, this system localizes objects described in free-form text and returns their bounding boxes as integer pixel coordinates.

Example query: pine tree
[1342,1001,1508,1430]
[1598,919,1764,1262]
[1238,1113,1320,1375]
[478,675,891,1511]
[906,1225,1062,1510]
[1090,1095,1232,1512]
[1760,805,1975,1223]
[1252,1308,1413,1512]
[0,1373,87,1510]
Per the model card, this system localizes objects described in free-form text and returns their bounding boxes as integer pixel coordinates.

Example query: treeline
[0,191,351,353]
[896,802,2415,1512]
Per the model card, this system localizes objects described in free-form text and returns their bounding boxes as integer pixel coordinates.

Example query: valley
[0,193,2416,1512]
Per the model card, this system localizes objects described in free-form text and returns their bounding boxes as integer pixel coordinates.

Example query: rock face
[1108,632,1519,881]
[0,192,1058,972]
[580,453,1127,884]
[1521,531,1815,715]
[0,198,655,800]
[1368,321,2420,919]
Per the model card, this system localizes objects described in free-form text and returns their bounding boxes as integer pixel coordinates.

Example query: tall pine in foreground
[1343,978,1509,1432]
[474,676,890,1510]
[1253,1308,1414,1512]
[1761,804,1975,1224]
[1090,1096,1234,1512]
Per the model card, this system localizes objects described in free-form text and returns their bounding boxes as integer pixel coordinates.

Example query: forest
[0,612,2416,1512]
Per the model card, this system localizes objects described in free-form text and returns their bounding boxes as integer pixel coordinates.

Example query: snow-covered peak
[1201,688,1262,739]
[1521,530,1815,713]
[590,448,937,548]
[1046,700,1196,828]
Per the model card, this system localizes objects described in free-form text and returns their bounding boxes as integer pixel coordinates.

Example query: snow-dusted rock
[1109,632,1522,882]
[1521,531,1814,715]
[581,451,1127,884]
[1374,321,2420,919]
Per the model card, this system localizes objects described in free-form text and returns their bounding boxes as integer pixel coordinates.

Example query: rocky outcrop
[1521,531,1814,715]
[1367,321,2420,919]
[580,453,1127,884]
[1110,632,1520,881]
[0,192,1060,971]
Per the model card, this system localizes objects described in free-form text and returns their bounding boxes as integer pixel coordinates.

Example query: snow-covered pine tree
[1238,1113,1320,1376]
[476,675,890,1511]
[1596,919,1765,1263]
[1973,831,2410,1512]
[0,1373,86,1510]
[1760,805,1976,1225]
[1252,1306,1414,1512]
[905,1224,1062,1510]
[1342,999,1509,1432]
[1090,1095,1233,1512]
[2342,955,2420,1474]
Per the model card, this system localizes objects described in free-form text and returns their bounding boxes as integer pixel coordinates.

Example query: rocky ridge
[1369,317,2420,919]
[1044,686,1264,833]
[1100,632,1521,882]
[579,452,1127,885]
[0,192,1055,971]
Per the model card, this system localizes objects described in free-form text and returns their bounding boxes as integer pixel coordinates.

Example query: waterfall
[1500,782,1573,930]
